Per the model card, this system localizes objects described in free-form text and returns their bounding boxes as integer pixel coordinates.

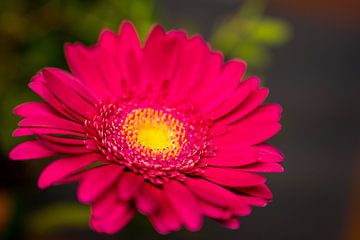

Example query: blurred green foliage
[27,202,89,237]
[0,0,291,238]
[210,0,291,74]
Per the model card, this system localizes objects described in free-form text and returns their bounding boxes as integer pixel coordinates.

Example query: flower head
[9,21,284,234]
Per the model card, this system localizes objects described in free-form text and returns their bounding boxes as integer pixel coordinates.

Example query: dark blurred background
[0,0,359,239]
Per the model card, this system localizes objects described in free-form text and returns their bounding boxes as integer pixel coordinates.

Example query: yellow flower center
[123,108,186,157]
[137,118,174,150]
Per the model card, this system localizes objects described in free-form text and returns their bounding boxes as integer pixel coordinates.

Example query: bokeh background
[0,0,359,239]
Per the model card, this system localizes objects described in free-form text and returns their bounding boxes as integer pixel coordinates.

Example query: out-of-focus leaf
[210,0,292,72]
[27,202,89,236]
[250,18,291,45]
[234,42,269,69]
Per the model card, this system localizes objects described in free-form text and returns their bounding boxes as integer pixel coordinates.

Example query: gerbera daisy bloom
[9,21,284,234]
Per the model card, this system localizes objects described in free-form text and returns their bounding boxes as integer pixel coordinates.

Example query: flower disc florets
[85,97,214,184]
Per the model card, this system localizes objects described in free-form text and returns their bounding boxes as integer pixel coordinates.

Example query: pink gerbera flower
[9,21,284,234]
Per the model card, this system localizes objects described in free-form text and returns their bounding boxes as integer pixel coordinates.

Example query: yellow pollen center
[123,108,186,157]
[137,118,174,150]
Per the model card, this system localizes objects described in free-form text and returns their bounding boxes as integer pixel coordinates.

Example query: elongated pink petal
[213,122,281,146]
[135,183,161,215]
[208,77,260,119]
[149,215,171,235]
[39,140,91,154]
[236,184,273,200]
[203,167,266,187]
[13,102,59,118]
[218,217,240,230]
[90,200,134,234]
[46,67,98,103]
[240,162,284,173]
[38,135,86,145]
[78,165,124,203]
[12,127,87,138]
[142,25,181,93]
[9,140,56,160]
[168,35,210,99]
[231,103,282,127]
[237,195,267,207]
[65,43,110,98]
[42,69,95,119]
[217,88,269,125]
[38,153,101,189]
[117,21,142,92]
[253,143,284,162]
[164,180,202,231]
[207,145,257,167]
[185,178,251,216]
[198,200,231,220]
[149,189,182,233]
[200,60,247,113]
[188,51,223,102]
[29,75,79,121]
[91,190,118,219]
[19,116,86,133]
[93,29,124,98]
[117,171,144,201]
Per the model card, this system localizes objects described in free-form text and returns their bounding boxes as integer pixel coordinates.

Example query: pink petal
[12,127,87,138]
[198,200,231,220]
[38,140,91,154]
[217,88,269,126]
[55,170,88,185]
[29,74,79,121]
[207,77,260,119]
[164,180,202,231]
[207,145,257,167]
[117,171,144,201]
[213,122,281,146]
[185,178,251,216]
[135,183,161,215]
[203,167,266,187]
[187,51,223,102]
[65,43,110,99]
[149,189,182,233]
[77,164,124,203]
[38,135,86,145]
[90,200,134,234]
[253,143,284,162]
[43,68,98,104]
[142,25,181,93]
[200,60,247,113]
[148,215,171,235]
[42,68,95,119]
[209,124,230,138]
[13,102,59,118]
[9,140,56,160]
[232,103,282,127]
[236,195,267,207]
[18,116,86,133]
[236,184,273,200]
[240,162,284,173]
[218,217,240,230]
[117,21,142,92]
[168,35,211,99]
[93,29,124,98]
[91,190,118,219]
[38,153,101,189]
